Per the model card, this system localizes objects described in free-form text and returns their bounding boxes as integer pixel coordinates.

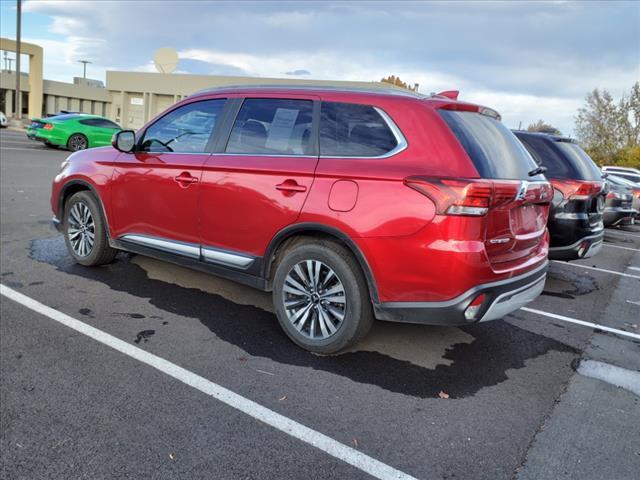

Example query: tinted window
[517,135,573,178]
[612,172,640,184]
[440,111,540,180]
[554,142,603,180]
[226,99,313,155]
[80,118,119,128]
[320,102,398,157]
[516,133,603,181]
[141,99,225,153]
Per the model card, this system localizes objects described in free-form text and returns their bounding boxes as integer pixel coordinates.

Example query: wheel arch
[59,179,111,238]
[262,223,379,303]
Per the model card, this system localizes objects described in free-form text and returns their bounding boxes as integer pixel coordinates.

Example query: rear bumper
[604,208,636,227]
[548,232,604,260]
[373,261,547,326]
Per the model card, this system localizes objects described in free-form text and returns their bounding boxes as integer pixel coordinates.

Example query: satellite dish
[154,47,179,73]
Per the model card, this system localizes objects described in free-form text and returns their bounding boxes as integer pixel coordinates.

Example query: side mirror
[112,130,136,153]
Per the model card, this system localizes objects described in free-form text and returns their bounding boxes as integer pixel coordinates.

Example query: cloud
[285,69,311,76]
[17,0,640,135]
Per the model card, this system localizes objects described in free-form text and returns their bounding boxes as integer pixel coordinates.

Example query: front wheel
[67,133,88,151]
[63,191,117,266]
[273,240,374,354]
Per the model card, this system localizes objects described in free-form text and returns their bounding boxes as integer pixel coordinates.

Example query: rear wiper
[528,166,547,177]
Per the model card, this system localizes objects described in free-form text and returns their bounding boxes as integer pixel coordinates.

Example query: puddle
[31,235,578,399]
[546,268,599,298]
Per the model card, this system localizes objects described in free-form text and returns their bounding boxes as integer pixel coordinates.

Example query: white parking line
[0,284,417,480]
[629,267,640,272]
[521,307,640,341]
[608,231,640,239]
[550,260,640,279]
[603,244,640,252]
[0,146,50,152]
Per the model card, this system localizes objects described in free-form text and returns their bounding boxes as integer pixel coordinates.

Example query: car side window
[226,98,314,155]
[320,102,398,157]
[98,119,121,129]
[140,99,225,154]
[79,119,98,127]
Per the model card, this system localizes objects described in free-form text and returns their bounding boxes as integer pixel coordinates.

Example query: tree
[381,75,419,91]
[574,82,640,167]
[526,120,561,135]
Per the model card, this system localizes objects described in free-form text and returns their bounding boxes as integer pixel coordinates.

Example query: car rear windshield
[516,134,603,181]
[439,110,540,180]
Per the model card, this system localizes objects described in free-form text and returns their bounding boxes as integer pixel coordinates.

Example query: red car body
[52,86,551,326]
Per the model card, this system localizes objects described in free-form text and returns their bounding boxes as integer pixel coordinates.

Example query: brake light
[404,177,525,216]
[43,123,54,130]
[550,179,604,200]
[607,191,631,201]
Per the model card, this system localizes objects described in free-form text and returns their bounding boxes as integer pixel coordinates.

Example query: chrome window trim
[318,106,408,160]
[210,153,317,159]
[201,245,255,269]
[120,234,200,259]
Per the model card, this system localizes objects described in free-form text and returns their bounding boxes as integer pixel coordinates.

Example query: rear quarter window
[320,102,399,157]
[440,110,540,180]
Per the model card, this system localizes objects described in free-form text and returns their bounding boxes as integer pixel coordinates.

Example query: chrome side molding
[120,233,255,269]
[121,234,200,259]
[201,246,255,269]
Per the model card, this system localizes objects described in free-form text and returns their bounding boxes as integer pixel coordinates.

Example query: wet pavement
[1,129,639,479]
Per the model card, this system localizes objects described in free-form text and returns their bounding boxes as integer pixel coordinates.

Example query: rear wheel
[67,133,88,151]
[63,191,117,266]
[273,240,374,354]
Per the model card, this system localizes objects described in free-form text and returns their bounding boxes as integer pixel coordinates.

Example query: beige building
[1,37,397,129]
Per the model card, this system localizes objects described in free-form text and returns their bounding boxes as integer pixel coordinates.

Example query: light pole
[15,0,22,119]
[78,60,92,79]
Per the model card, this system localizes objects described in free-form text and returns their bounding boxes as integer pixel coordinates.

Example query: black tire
[273,239,374,354]
[67,133,88,151]
[63,191,117,266]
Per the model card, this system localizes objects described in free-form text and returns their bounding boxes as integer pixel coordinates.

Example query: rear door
[439,110,551,270]
[199,96,318,264]
[110,98,226,254]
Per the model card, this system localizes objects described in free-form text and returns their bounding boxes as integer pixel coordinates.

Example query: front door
[110,98,226,257]
[199,96,318,266]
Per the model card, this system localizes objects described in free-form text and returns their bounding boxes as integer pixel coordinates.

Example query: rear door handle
[174,172,198,186]
[276,180,307,193]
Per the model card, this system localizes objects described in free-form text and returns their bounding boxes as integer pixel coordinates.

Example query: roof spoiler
[435,90,459,100]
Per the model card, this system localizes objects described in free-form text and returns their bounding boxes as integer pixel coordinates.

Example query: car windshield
[439,110,542,180]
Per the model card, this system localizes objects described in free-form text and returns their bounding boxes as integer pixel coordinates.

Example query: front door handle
[174,172,198,186]
[276,180,307,193]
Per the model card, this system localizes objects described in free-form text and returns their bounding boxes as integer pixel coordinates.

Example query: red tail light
[404,177,550,216]
[43,123,54,130]
[550,179,603,200]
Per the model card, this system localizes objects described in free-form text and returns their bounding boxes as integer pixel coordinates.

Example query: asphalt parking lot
[1,128,639,480]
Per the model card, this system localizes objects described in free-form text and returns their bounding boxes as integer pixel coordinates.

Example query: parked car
[0,111,7,128]
[606,174,640,217]
[602,166,640,184]
[603,178,636,226]
[27,113,121,151]
[514,131,606,260]
[51,86,552,353]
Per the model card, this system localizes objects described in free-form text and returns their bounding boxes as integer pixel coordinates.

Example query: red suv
[51,86,552,353]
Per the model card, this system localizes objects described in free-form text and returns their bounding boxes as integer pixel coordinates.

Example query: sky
[0,0,638,134]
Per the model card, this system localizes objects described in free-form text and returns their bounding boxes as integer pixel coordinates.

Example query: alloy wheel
[67,202,95,257]
[282,260,347,340]
[69,135,87,151]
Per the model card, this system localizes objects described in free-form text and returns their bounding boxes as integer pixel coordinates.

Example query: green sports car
[26,113,122,151]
